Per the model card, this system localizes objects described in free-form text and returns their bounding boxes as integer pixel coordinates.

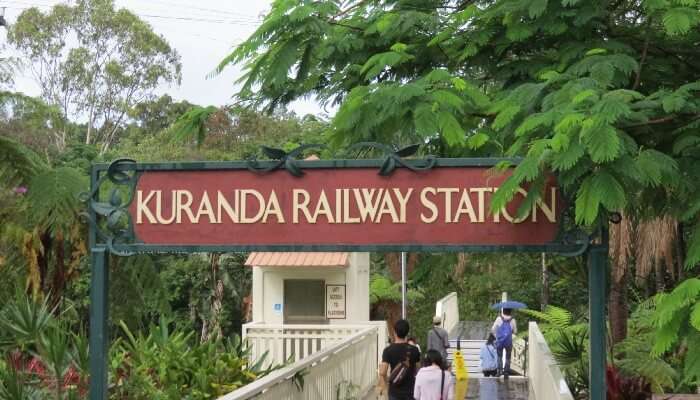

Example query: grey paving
[465,377,532,400]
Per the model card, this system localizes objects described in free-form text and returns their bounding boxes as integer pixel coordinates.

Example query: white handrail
[221,326,378,400]
[528,322,574,400]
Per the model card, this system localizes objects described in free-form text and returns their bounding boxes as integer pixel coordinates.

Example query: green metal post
[588,245,607,400]
[89,247,109,400]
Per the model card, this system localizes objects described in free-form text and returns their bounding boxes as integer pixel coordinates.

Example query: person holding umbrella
[490,300,525,379]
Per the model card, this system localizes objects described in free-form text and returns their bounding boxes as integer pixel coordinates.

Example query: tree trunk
[453,253,468,281]
[655,258,666,293]
[85,110,94,145]
[609,213,632,345]
[50,230,66,311]
[541,253,549,311]
[202,253,224,342]
[608,273,628,345]
[37,231,52,294]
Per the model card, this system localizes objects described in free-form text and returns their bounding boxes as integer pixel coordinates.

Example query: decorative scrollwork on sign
[551,205,592,257]
[246,144,326,177]
[346,142,437,176]
[79,158,138,256]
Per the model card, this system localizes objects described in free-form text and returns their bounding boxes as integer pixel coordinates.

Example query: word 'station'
[129,167,562,247]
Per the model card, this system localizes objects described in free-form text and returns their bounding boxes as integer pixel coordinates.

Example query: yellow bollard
[452,349,469,399]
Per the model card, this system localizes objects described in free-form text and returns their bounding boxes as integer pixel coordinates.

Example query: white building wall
[249,252,370,325]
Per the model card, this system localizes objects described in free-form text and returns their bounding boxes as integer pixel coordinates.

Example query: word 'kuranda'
[135,187,557,225]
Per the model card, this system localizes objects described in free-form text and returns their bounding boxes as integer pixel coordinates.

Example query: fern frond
[0,136,46,187]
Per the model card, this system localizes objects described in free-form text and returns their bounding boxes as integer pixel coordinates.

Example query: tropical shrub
[110,318,280,400]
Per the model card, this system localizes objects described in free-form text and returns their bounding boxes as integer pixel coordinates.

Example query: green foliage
[369,274,423,304]
[171,106,217,147]
[651,278,700,386]
[0,136,46,187]
[224,0,700,265]
[521,305,590,397]
[111,318,280,399]
[615,304,677,392]
[25,167,86,234]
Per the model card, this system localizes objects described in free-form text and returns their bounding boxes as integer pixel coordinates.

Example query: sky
[0,0,327,116]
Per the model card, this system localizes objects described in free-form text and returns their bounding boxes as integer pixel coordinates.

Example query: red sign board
[128,167,560,247]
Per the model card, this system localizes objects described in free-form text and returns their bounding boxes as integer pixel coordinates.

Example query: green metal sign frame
[85,150,608,400]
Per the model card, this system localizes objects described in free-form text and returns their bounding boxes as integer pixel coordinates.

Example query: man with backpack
[378,319,421,400]
[426,315,450,366]
[491,308,517,379]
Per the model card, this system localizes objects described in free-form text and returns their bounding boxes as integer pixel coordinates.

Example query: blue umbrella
[491,300,527,310]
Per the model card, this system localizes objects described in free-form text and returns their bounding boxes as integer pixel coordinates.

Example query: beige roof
[245,252,349,267]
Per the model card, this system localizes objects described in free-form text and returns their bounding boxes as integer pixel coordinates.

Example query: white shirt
[414,365,455,400]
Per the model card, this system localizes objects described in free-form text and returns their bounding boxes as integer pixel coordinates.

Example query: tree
[0,137,87,307]
[9,0,181,153]
[219,0,700,346]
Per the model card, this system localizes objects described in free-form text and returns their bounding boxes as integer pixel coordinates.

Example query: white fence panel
[528,322,574,400]
[435,292,459,334]
[221,327,379,400]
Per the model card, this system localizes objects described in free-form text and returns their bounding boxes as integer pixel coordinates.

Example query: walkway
[466,377,531,399]
[220,292,573,400]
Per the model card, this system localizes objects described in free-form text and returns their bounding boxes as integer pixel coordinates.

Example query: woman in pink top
[414,350,455,400]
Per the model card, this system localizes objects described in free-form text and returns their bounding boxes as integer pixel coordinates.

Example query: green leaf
[438,111,464,145]
[451,77,467,91]
[592,171,626,211]
[581,121,621,162]
[361,51,403,80]
[515,113,551,137]
[572,89,598,104]
[506,23,535,41]
[686,225,700,269]
[585,48,607,56]
[551,131,571,151]
[529,0,548,18]
[539,70,560,81]
[554,113,585,135]
[551,142,585,171]
[662,94,686,112]
[390,42,408,53]
[431,89,466,110]
[691,302,700,331]
[460,81,490,108]
[492,105,520,131]
[467,132,489,149]
[414,104,438,136]
[635,149,679,187]
[663,8,694,35]
[575,175,600,225]
[513,156,540,182]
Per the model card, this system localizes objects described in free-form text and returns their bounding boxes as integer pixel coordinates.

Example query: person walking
[414,349,455,400]
[479,333,498,377]
[426,316,450,365]
[378,319,421,400]
[491,308,517,379]
[407,337,421,353]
